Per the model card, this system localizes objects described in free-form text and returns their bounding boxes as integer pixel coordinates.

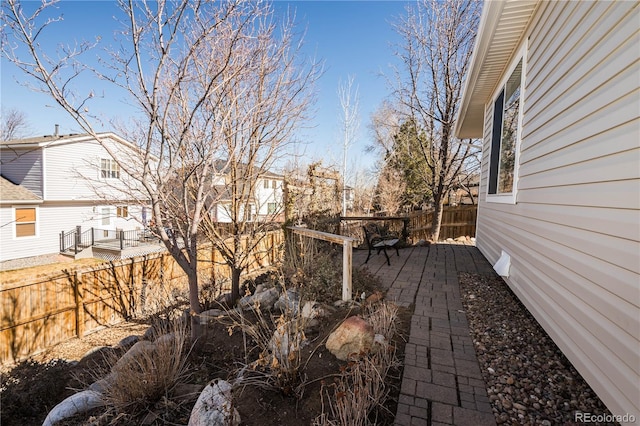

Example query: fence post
[120,230,124,250]
[60,231,64,252]
[74,271,85,337]
[91,227,94,246]
[342,239,352,301]
[75,225,82,254]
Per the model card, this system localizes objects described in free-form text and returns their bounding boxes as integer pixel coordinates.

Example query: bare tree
[2,0,318,338]
[337,75,359,217]
[0,108,29,140]
[392,0,481,241]
[375,165,406,216]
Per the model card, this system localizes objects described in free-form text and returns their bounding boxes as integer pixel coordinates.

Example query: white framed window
[101,158,120,179]
[267,202,277,214]
[14,206,37,238]
[487,46,526,204]
[117,206,128,218]
[263,179,269,189]
[102,207,111,226]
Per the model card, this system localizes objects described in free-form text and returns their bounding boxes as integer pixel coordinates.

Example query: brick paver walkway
[354,242,498,426]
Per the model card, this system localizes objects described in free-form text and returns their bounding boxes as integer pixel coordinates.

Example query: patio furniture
[363,223,400,266]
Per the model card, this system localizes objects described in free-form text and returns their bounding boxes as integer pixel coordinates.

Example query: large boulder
[326,316,375,361]
[188,380,240,426]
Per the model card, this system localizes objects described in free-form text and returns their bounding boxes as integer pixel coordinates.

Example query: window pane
[498,60,522,194]
[16,223,35,237]
[16,208,36,222]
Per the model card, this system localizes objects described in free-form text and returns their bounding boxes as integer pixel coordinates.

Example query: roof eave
[455,0,538,139]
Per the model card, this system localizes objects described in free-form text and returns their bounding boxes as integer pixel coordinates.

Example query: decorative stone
[274,289,300,314]
[325,316,374,361]
[239,287,279,311]
[117,335,140,350]
[113,340,156,373]
[269,321,305,364]
[42,390,106,426]
[301,301,326,319]
[188,380,240,426]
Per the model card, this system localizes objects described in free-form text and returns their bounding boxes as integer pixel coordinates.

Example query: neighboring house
[209,160,285,223]
[455,0,639,421]
[0,132,152,264]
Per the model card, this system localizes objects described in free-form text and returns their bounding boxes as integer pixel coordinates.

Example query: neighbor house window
[263,179,269,189]
[15,207,37,237]
[102,207,111,226]
[101,158,120,179]
[488,56,523,202]
[117,206,128,218]
[267,202,277,214]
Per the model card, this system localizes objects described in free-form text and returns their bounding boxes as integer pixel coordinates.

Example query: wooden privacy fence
[409,205,477,241]
[1,230,284,365]
[339,205,477,245]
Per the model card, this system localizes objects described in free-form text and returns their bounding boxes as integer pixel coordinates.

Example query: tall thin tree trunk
[430,197,445,242]
[187,271,202,343]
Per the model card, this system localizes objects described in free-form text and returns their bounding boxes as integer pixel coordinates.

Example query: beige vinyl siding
[476,0,640,420]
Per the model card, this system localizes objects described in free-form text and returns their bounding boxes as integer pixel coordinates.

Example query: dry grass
[89,320,191,414]
[222,290,308,397]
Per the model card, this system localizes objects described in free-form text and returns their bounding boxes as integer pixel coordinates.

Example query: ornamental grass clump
[222,290,308,397]
[96,319,191,414]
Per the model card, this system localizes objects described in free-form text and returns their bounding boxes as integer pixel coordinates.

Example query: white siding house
[1,132,149,264]
[210,164,285,224]
[455,0,640,421]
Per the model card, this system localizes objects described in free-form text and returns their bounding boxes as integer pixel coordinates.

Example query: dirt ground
[1,300,410,426]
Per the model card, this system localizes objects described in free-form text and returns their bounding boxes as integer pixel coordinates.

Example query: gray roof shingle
[0,176,42,202]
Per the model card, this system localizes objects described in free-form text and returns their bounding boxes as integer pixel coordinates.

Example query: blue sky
[1,1,411,178]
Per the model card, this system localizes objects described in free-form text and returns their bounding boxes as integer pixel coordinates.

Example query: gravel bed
[459,272,616,426]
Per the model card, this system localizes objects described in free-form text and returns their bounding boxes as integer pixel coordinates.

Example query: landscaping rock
[42,390,106,426]
[112,340,156,373]
[117,335,140,350]
[326,316,374,360]
[188,379,240,426]
[269,320,305,364]
[301,301,326,319]
[239,287,279,311]
[274,289,300,314]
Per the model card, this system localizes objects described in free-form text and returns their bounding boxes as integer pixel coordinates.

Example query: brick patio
[354,242,498,426]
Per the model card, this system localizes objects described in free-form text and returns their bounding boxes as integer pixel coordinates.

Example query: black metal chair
[363,223,400,265]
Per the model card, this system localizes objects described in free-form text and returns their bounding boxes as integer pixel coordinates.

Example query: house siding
[476,0,640,420]
[0,202,145,263]
[44,136,140,201]
[0,148,43,197]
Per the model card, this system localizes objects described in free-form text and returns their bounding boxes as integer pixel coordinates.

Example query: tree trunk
[230,267,242,304]
[187,270,203,343]
[430,198,445,242]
